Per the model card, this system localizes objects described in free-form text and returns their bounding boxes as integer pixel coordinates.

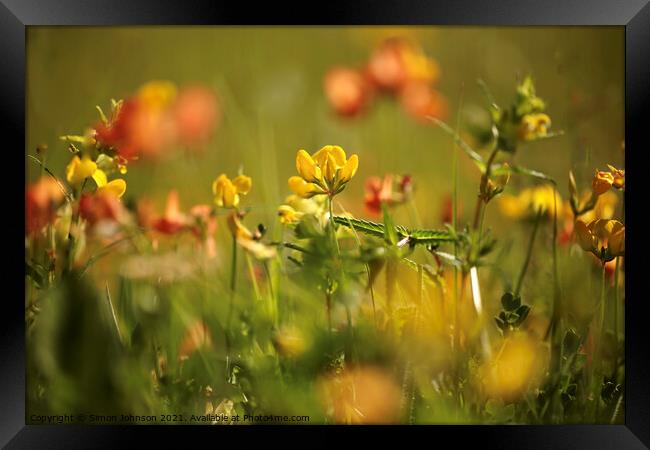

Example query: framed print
[3,0,650,447]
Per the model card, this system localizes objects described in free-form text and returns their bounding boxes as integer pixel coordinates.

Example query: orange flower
[178,321,213,361]
[172,86,220,148]
[78,191,128,227]
[364,174,412,216]
[324,67,374,117]
[591,170,614,196]
[399,81,448,122]
[25,177,66,235]
[152,190,190,235]
[316,366,402,424]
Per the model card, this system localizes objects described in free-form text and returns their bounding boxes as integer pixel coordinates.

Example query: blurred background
[27,26,624,230]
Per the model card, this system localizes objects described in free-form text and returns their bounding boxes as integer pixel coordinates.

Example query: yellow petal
[66,155,97,186]
[97,179,127,198]
[608,226,625,256]
[232,175,252,195]
[296,150,321,183]
[288,176,321,198]
[574,220,595,252]
[339,154,359,183]
[324,153,339,184]
[92,169,108,188]
[212,174,227,196]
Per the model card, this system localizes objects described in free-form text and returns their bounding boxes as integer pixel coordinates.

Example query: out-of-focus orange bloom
[188,204,218,259]
[178,320,213,361]
[364,174,413,216]
[324,67,374,117]
[152,190,190,235]
[366,38,440,92]
[316,366,402,424]
[399,81,448,122]
[25,177,66,235]
[172,86,220,148]
[95,82,219,161]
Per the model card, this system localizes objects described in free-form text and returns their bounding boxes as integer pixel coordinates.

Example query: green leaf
[493,163,555,184]
[25,260,47,288]
[382,203,398,246]
[562,328,581,355]
[333,216,459,248]
[501,292,521,311]
[514,304,531,325]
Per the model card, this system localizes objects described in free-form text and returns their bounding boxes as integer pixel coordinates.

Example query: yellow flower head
[137,80,178,110]
[498,185,562,221]
[91,169,127,198]
[592,170,614,196]
[277,205,303,225]
[290,145,359,198]
[575,218,624,260]
[519,113,551,141]
[607,164,625,190]
[212,173,252,209]
[226,212,276,260]
[66,155,98,186]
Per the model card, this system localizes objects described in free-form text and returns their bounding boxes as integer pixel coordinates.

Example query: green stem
[514,208,543,297]
[613,256,619,347]
[226,234,238,332]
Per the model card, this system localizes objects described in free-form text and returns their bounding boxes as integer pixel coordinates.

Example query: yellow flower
[290,145,359,198]
[212,173,252,208]
[498,185,563,221]
[277,205,303,225]
[137,80,178,110]
[226,212,276,260]
[66,155,98,186]
[607,164,625,190]
[575,218,624,260]
[91,169,127,198]
[519,113,551,141]
[592,170,614,196]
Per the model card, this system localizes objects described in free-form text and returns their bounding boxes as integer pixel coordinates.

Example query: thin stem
[515,208,543,297]
[613,256,620,346]
[226,234,238,332]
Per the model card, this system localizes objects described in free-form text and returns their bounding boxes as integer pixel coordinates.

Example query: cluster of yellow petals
[575,218,625,260]
[288,145,359,198]
[518,113,551,141]
[212,173,252,209]
[66,154,126,198]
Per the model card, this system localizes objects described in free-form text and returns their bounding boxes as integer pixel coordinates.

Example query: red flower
[78,191,127,227]
[364,174,413,216]
[172,86,220,148]
[152,190,189,235]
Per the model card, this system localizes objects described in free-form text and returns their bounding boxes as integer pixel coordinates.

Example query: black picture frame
[4,0,649,447]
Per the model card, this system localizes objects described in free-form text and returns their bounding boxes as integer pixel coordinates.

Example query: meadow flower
[324,67,373,117]
[366,37,439,92]
[188,204,218,258]
[575,219,624,261]
[212,173,252,209]
[152,190,190,235]
[25,177,66,235]
[272,326,308,357]
[592,170,614,196]
[226,212,276,260]
[518,113,551,141]
[172,86,220,147]
[399,81,448,122]
[316,366,402,424]
[289,145,359,198]
[65,155,97,186]
[78,191,128,228]
[364,174,412,216]
[480,331,548,402]
[91,169,127,198]
[277,205,303,225]
[606,164,625,190]
[497,185,563,221]
[136,80,178,110]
